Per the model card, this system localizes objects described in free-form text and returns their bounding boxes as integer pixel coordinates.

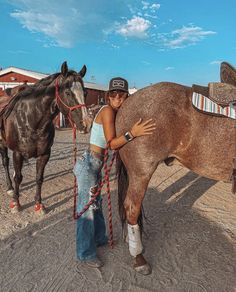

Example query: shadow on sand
[0,171,235,291]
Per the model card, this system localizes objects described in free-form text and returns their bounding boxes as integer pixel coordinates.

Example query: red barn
[0,66,47,96]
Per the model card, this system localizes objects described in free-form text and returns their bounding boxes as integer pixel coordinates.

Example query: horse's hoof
[34,203,47,215]
[9,201,21,213]
[7,189,14,196]
[134,263,152,275]
[133,254,152,275]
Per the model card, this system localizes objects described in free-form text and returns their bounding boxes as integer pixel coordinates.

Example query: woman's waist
[88,145,105,160]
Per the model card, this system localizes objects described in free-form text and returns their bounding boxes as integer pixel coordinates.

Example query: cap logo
[112,80,125,88]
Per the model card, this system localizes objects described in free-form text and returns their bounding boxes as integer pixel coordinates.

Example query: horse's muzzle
[82,116,93,133]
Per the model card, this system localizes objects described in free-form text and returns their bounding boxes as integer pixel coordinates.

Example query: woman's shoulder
[95,105,114,122]
[98,105,114,116]
[101,104,113,112]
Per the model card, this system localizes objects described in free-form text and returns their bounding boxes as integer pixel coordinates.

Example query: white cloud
[150,3,160,11]
[9,0,134,48]
[165,66,174,70]
[210,60,222,65]
[116,16,151,38]
[8,49,29,54]
[8,1,214,51]
[142,1,150,10]
[11,10,74,47]
[144,13,158,19]
[129,1,160,21]
[141,1,160,14]
[142,60,151,65]
[159,25,216,49]
[111,44,120,49]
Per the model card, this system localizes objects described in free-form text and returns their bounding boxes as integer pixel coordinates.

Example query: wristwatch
[124,131,134,142]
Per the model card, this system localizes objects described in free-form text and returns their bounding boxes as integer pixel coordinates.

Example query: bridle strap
[55,78,87,126]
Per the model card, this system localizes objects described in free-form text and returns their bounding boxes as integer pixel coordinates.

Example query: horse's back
[116,82,191,133]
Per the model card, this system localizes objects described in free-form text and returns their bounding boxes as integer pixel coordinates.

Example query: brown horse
[0,62,91,214]
[116,62,236,274]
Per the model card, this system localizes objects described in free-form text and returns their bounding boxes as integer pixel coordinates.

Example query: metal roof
[0,66,107,91]
[84,81,107,91]
[0,67,137,93]
[0,66,48,80]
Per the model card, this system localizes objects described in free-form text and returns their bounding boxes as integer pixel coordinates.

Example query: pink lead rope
[55,78,116,248]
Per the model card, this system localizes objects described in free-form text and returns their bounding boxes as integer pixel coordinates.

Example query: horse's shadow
[130,171,236,291]
[154,171,216,209]
[20,186,73,212]
[20,169,72,191]
[18,168,117,212]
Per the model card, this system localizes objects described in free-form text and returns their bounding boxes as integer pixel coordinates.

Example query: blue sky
[0,0,235,88]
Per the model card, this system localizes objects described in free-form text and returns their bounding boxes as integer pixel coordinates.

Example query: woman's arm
[101,106,127,150]
[101,106,156,150]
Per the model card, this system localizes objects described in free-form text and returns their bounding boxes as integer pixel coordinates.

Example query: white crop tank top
[89,106,108,149]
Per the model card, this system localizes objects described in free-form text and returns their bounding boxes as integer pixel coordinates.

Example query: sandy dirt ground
[0,129,236,292]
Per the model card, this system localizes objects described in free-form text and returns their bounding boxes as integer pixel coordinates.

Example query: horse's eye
[66,90,71,97]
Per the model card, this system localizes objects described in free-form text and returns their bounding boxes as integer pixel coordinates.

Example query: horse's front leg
[34,152,50,215]
[124,175,153,275]
[0,146,14,196]
[10,151,24,212]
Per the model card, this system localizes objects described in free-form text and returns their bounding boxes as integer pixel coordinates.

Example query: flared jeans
[73,150,108,261]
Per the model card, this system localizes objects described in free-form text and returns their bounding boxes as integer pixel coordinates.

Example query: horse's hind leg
[34,152,50,215]
[0,145,14,195]
[10,151,24,212]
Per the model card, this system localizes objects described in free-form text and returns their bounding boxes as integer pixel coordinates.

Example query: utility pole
[91,75,96,82]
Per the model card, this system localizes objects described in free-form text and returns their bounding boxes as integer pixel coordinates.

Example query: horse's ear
[61,61,68,76]
[79,65,87,78]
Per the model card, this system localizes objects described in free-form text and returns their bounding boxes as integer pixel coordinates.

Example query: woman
[73,77,156,268]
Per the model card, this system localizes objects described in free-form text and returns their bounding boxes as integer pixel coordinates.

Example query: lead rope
[54,78,87,218]
[73,141,117,248]
[72,125,78,219]
[231,102,236,193]
[103,146,117,248]
[55,79,116,247]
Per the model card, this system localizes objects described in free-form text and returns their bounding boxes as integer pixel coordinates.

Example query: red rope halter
[55,78,86,127]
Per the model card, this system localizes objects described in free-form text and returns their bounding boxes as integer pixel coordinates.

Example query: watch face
[125,132,132,141]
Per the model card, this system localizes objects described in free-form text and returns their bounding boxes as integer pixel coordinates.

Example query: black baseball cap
[109,77,129,93]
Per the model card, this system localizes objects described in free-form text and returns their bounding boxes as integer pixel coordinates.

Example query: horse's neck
[14,91,59,122]
[41,81,60,116]
[37,93,59,118]
[0,96,10,109]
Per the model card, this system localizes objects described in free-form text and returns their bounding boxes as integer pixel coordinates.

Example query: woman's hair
[105,91,129,104]
[105,91,110,104]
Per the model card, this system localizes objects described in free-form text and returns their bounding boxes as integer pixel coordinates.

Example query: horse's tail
[117,153,128,228]
[117,153,143,230]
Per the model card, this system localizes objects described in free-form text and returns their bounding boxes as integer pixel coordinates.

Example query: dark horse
[0,62,91,214]
[116,62,236,274]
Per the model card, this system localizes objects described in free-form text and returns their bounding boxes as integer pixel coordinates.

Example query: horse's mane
[3,70,77,118]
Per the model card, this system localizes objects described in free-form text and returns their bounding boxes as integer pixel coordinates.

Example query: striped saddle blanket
[192,92,236,119]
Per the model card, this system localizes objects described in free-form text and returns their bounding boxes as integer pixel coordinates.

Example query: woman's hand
[130,118,156,137]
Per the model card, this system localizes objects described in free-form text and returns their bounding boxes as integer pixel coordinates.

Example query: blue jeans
[73,150,108,261]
